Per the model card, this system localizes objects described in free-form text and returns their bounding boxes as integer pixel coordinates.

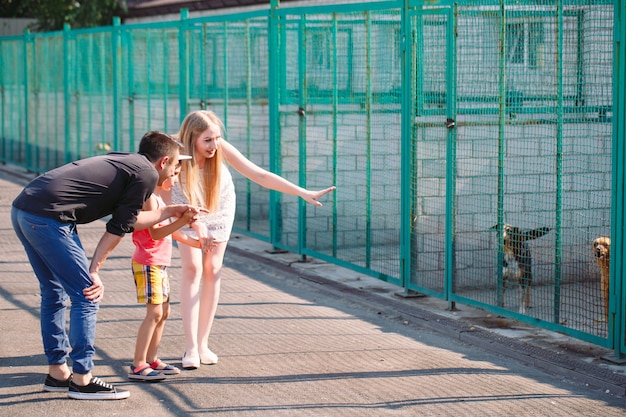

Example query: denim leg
[11,207,98,374]
[12,208,70,365]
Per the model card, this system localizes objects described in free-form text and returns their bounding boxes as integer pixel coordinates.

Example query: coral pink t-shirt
[131,193,172,266]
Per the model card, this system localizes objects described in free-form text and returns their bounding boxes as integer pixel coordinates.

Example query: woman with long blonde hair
[167,110,335,368]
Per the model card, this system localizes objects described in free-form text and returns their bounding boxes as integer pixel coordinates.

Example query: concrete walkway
[0,164,624,416]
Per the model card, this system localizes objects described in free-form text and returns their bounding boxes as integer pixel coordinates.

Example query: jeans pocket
[22,213,51,230]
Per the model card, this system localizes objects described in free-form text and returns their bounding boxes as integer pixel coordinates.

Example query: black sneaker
[67,377,130,400]
[43,374,72,392]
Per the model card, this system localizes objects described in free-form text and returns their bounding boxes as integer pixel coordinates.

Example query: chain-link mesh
[411,9,450,293]
[277,9,402,279]
[5,38,29,167]
[452,1,613,338]
[121,26,181,150]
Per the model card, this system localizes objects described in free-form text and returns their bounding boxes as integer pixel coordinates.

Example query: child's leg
[132,262,166,368]
[133,303,164,367]
[146,302,170,364]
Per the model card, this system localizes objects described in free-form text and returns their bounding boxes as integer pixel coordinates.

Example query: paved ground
[0,163,625,416]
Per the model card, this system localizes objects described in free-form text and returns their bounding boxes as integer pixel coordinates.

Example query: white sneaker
[200,348,218,365]
[182,352,200,369]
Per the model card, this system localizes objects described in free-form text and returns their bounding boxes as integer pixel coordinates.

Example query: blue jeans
[11,207,99,375]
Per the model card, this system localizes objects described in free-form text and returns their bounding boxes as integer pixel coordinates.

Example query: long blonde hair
[177,110,225,212]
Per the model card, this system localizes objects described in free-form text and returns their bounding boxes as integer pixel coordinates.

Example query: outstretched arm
[222,140,336,206]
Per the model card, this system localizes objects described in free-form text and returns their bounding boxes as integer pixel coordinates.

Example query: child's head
[160,164,181,191]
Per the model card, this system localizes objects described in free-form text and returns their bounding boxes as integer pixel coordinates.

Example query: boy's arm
[135,204,204,230]
[149,213,193,241]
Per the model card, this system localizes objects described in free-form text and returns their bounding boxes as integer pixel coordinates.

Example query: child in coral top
[129,159,208,381]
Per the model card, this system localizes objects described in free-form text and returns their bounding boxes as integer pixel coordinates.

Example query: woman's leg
[179,244,204,356]
[197,241,228,358]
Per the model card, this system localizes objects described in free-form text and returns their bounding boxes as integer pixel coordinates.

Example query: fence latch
[445,118,455,129]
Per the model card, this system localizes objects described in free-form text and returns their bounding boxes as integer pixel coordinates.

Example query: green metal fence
[1,0,624,358]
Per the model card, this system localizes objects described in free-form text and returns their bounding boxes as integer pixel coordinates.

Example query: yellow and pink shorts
[132,261,170,305]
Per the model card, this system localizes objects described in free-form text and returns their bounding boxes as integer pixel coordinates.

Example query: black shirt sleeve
[106,169,155,236]
[12,153,158,235]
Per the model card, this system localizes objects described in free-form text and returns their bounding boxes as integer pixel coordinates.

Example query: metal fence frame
[0,0,624,358]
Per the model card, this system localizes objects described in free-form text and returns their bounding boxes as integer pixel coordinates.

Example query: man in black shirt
[11,131,203,400]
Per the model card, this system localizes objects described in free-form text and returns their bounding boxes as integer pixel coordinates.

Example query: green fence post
[127,28,135,151]
[553,0,564,326]
[444,4,458,310]
[162,31,170,133]
[496,1,506,308]
[199,24,206,111]
[63,23,72,163]
[244,20,251,231]
[179,8,190,124]
[611,0,625,360]
[22,28,31,169]
[112,17,121,151]
[99,31,106,151]
[223,21,230,128]
[297,13,307,257]
[269,0,282,248]
[331,13,338,257]
[74,33,81,159]
[146,31,152,129]
[400,0,412,292]
[86,33,93,155]
[365,11,372,269]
